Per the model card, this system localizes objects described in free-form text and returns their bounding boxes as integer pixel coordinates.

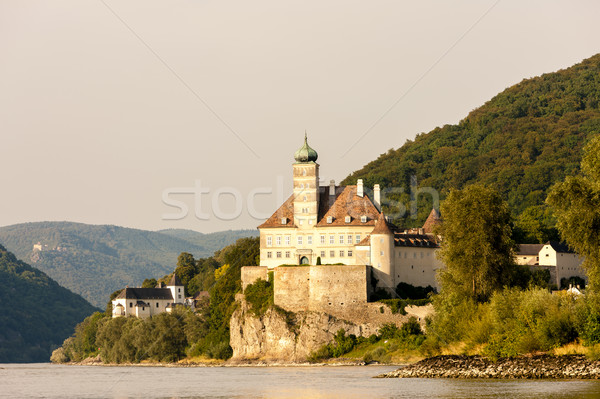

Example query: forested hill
[342,53,600,231]
[0,244,97,363]
[0,222,257,307]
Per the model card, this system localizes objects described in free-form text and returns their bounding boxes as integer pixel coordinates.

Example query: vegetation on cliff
[0,222,257,307]
[341,53,600,242]
[0,244,97,363]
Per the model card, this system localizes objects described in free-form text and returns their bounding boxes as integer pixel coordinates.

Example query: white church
[111,274,186,318]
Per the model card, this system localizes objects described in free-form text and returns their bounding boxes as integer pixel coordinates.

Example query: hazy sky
[1,0,599,233]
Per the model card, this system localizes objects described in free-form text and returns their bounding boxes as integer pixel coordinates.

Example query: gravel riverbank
[377,355,600,379]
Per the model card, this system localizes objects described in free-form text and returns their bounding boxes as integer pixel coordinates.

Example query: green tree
[142,278,157,288]
[175,252,197,294]
[547,135,600,290]
[438,185,517,302]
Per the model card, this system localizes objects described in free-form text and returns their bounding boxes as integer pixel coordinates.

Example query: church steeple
[292,133,319,229]
[294,133,318,163]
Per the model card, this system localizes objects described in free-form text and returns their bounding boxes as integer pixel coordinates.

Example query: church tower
[292,134,319,230]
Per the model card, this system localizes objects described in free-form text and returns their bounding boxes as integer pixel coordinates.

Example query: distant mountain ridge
[0,244,97,363]
[0,222,257,307]
[342,54,600,229]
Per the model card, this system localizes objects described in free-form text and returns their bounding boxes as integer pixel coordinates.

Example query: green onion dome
[294,133,318,163]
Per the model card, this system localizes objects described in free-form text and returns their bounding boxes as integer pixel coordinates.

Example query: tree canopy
[342,54,600,236]
[548,134,600,290]
[0,244,97,362]
[438,185,516,302]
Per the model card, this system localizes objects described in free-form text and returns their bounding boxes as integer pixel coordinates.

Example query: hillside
[0,244,97,362]
[342,54,600,232]
[0,222,257,307]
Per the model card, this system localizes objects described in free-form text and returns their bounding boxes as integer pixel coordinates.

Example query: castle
[246,136,442,307]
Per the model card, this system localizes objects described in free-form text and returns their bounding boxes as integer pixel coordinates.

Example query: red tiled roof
[315,185,380,227]
[371,213,394,235]
[422,208,441,234]
[258,185,381,229]
[356,235,371,246]
[257,194,296,229]
[393,233,439,248]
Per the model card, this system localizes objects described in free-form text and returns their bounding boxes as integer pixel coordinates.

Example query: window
[285,236,291,245]
[340,250,345,257]
[300,183,304,189]
[348,250,353,257]
[361,215,367,223]
[420,252,424,258]
[321,251,326,257]
[178,288,181,293]
[320,235,326,244]
[178,295,182,299]
[285,251,290,258]
[330,251,335,257]
[303,196,307,202]
[339,235,344,244]
[156,302,159,308]
[130,302,133,308]
[329,235,335,244]
[267,251,272,258]
[297,236,303,245]
[303,170,307,176]
[355,235,361,244]
[276,251,282,258]
[267,236,272,247]
[327,216,333,224]
[345,216,351,223]
[299,219,303,225]
[309,219,313,225]
[348,235,352,243]
[280,217,287,225]
[413,252,417,259]
[276,236,281,246]
[380,250,384,256]
[307,236,313,245]
[404,252,407,259]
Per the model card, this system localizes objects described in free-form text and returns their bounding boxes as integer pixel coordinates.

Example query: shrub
[395,282,436,299]
[244,278,274,316]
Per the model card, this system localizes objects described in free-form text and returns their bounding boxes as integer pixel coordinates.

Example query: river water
[2,364,600,399]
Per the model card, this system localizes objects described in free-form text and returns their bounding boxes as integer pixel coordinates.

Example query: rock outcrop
[230,297,382,362]
[377,355,600,379]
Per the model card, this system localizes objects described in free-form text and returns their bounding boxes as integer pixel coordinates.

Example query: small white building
[516,241,586,288]
[112,274,185,318]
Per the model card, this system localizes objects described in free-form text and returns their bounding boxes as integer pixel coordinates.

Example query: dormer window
[281,217,287,224]
[345,216,351,223]
[360,215,367,223]
[327,216,333,224]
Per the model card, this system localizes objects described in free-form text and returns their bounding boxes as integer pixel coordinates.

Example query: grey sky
[1,0,599,233]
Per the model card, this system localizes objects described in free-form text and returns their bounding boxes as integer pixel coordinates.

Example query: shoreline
[63,356,400,368]
[377,355,600,379]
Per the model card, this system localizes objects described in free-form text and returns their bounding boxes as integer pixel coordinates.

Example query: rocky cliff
[230,295,430,362]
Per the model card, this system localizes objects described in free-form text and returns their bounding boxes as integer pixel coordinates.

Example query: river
[2,364,600,399]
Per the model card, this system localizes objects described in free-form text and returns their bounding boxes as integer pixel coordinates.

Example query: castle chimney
[357,179,364,197]
[374,184,381,211]
[329,180,335,196]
